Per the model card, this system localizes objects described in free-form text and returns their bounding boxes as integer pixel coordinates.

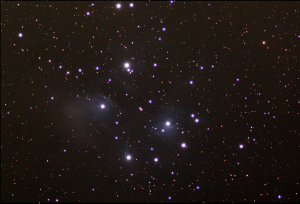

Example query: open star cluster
[1,1,299,203]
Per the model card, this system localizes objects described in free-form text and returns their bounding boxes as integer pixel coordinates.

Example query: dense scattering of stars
[1,1,299,203]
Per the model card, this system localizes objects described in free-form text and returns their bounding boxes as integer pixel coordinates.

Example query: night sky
[1,1,300,203]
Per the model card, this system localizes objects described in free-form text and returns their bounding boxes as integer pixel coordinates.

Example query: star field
[1,1,300,203]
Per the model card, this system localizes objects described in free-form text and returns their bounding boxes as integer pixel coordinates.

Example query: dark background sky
[1,1,299,203]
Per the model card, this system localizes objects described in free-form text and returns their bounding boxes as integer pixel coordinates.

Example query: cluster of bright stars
[53,67,245,164]
[17,1,288,200]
